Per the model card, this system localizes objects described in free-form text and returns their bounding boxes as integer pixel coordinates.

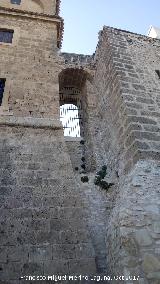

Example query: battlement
[61,52,96,69]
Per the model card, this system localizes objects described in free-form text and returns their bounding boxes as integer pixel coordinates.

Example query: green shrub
[97,170,106,179]
[99,181,114,191]
[81,164,86,170]
[81,176,89,183]
[94,175,101,185]
[102,165,107,172]
[94,165,114,191]
[96,165,107,179]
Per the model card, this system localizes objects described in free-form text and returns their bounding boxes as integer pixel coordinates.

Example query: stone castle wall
[91,26,160,283]
[0,117,96,283]
[0,1,160,282]
[94,27,160,173]
[106,160,160,284]
[0,4,97,282]
[65,137,84,172]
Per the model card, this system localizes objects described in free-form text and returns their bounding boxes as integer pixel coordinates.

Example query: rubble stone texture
[0,1,160,284]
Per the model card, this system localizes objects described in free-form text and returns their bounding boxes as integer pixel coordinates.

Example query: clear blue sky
[60,0,160,55]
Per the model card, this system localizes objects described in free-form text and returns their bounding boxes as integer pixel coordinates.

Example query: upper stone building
[0,0,63,118]
[0,1,160,284]
[0,0,60,15]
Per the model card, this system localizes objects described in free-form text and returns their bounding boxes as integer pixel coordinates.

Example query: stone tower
[0,1,96,283]
[0,0,63,117]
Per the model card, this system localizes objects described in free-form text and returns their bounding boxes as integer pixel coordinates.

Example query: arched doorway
[59,68,90,138]
[59,67,96,172]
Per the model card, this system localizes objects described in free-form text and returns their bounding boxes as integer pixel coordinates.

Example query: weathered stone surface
[134,229,153,246]
[0,121,96,283]
[153,222,160,234]
[142,254,160,273]
[147,272,160,280]
[0,0,59,15]
[0,1,160,284]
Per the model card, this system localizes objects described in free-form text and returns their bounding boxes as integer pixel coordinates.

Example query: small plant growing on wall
[99,180,114,190]
[81,157,85,162]
[80,140,85,145]
[81,164,86,170]
[81,176,89,183]
[94,165,114,191]
[96,165,107,179]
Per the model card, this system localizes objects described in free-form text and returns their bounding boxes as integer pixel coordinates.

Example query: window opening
[10,0,21,4]
[0,29,14,43]
[60,104,81,137]
[0,79,6,106]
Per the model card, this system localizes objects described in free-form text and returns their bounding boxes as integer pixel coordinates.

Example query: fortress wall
[100,27,160,173]
[0,12,61,118]
[0,2,160,280]
[92,30,122,176]
[93,27,160,283]
[0,117,96,283]
[106,160,160,284]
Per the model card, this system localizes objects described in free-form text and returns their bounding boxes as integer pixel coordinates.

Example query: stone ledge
[0,6,62,22]
[64,137,82,142]
[0,116,63,130]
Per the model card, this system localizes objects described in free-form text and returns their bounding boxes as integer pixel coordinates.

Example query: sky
[60,0,160,55]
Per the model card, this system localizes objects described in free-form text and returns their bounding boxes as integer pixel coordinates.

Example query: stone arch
[59,67,93,91]
[59,67,96,171]
[59,68,92,137]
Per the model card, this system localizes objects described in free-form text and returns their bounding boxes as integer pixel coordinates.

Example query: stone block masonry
[0,7,63,118]
[65,137,84,172]
[0,117,96,283]
[0,0,160,282]
[0,0,59,16]
[94,26,160,174]
[106,160,160,284]
[91,26,160,283]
